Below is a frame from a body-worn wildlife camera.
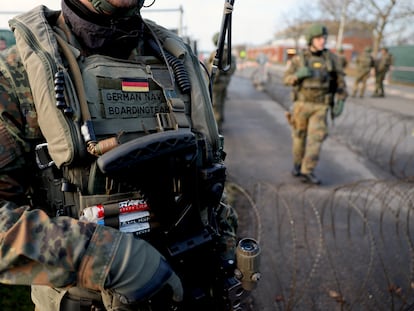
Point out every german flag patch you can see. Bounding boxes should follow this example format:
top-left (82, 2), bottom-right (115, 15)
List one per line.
top-left (121, 78), bottom-right (149, 92)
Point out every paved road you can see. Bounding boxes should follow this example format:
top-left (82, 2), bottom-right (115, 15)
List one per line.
top-left (222, 66), bottom-right (414, 310)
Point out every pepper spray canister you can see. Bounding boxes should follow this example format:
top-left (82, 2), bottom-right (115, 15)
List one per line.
top-left (235, 238), bottom-right (261, 291)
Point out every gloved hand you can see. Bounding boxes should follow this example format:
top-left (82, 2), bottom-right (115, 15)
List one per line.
top-left (332, 99), bottom-right (345, 118)
top-left (78, 226), bottom-right (183, 307)
top-left (295, 66), bottom-right (312, 80)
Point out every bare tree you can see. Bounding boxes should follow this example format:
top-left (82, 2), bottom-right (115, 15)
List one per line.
top-left (274, 2), bottom-right (321, 50)
top-left (319, 0), bottom-right (414, 52)
top-left (276, 0), bottom-right (414, 53)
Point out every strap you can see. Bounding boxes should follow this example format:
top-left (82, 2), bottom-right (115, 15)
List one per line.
top-left (54, 31), bottom-right (126, 156)
top-left (53, 31), bottom-right (92, 124)
top-left (165, 95), bottom-right (190, 129)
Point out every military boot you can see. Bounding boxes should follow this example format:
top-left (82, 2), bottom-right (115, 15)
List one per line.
top-left (291, 164), bottom-right (301, 177)
top-left (301, 172), bottom-right (321, 185)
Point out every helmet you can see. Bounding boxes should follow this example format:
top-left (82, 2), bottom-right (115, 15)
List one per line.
top-left (89, 0), bottom-right (145, 15)
top-left (305, 23), bottom-right (328, 45)
top-left (212, 32), bottom-right (220, 46)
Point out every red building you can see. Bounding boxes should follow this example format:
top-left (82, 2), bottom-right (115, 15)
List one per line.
top-left (245, 21), bottom-right (373, 64)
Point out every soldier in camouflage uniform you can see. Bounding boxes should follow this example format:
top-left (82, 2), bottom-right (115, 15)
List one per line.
top-left (372, 47), bottom-right (393, 97)
top-left (0, 0), bottom-right (242, 310)
top-left (352, 47), bottom-right (374, 98)
top-left (284, 24), bottom-right (347, 185)
top-left (207, 32), bottom-right (237, 131)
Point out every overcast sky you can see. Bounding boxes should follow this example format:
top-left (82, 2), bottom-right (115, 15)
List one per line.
top-left (0, 1), bottom-right (298, 52)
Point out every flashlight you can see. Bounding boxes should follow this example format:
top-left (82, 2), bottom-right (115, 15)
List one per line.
top-left (235, 238), bottom-right (261, 291)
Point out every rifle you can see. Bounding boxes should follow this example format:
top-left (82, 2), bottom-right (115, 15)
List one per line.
top-left (96, 130), bottom-right (248, 310)
top-left (210, 0), bottom-right (235, 85)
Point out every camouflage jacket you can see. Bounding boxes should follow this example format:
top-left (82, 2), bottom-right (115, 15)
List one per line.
top-left (0, 200), bottom-right (126, 291)
top-left (375, 53), bottom-right (393, 73)
top-left (355, 52), bottom-right (374, 76)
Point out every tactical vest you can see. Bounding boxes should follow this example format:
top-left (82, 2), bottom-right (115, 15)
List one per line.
top-left (357, 53), bottom-right (374, 74)
top-left (8, 6), bottom-right (225, 226)
top-left (297, 50), bottom-right (336, 103)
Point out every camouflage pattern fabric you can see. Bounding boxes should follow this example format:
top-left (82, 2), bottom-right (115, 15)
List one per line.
top-left (290, 101), bottom-right (328, 174)
top-left (0, 200), bottom-right (121, 289)
top-left (0, 200), bottom-right (179, 311)
top-left (0, 46), bottom-right (42, 205)
top-left (373, 51), bottom-right (393, 96)
top-left (207, 48), bottom-right (237, 129)
top-left (352, 51), bottom-right (374, 97)
top-left (0, 46), bottom-right (40, 141)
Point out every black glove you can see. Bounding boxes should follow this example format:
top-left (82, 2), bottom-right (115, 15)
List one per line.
top-left (104, 233), bottom-right (183, 305)
top-left (76, 224), bottom-right (182, 309)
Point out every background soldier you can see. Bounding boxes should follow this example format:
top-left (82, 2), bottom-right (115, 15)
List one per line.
top-left (337, 47), bottom-right (348, 70)
top-left (0, 0), bottom-right (242, 310)
top-left (372, 47), bottom-right (393, 97)
top-left (283, 23), bottom-right (347, 185)
top-left (285, 48), bottom-right (297, 68)
top-left (352, 47), bottom-right (375, 98)
top-left (208, 32), bottom-right (237, 131)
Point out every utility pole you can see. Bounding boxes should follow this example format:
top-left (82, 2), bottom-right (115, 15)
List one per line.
top-left (178, 5), bottom-right (183, 37)
top-left (145, 6), bottom-right (185, 37)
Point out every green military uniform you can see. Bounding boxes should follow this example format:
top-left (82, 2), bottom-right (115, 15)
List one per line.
top-left (373, 48), bottom-right (393, 97)
top-left (352, 47), bottom-right (374, 98)
top-left (0, 3), bottom-right (241, 311)
top-left (207, 33), bottom-right (237, 130)
top-left (284, 24), bottom-right (347, 184)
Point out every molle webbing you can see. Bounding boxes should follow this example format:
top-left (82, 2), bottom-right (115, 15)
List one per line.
top-left (79, 54), bottom-right (191, 139)
top-left (298, 50), bottom-right (334, 98)
top-left (144, 19), bottom-right (221, 158)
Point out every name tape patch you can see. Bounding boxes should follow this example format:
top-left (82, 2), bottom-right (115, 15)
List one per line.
top-left (102, 89), bottom-right (169, 119)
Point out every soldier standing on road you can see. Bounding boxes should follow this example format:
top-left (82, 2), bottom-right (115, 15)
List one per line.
top-left (284, 23), bottom-right (347, 185)
top-left (285, 48), bottom-right (296, 68)
top-left (372, 47), bottom-right (393, 97)
top-left (208, 32), bottom-right (237, 131)
top-left (351, 47), bottom-right (374, 98)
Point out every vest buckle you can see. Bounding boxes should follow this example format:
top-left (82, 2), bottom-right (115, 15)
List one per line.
top-left (35, 143), bottom-right (55, 169)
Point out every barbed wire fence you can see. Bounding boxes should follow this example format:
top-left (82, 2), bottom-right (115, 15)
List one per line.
top-left (332, 102), bottom-right (414, 179)
top-left (231, 66), bottom-right (414, 310)
top-left (228, 179), bottom-right (414, 311)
